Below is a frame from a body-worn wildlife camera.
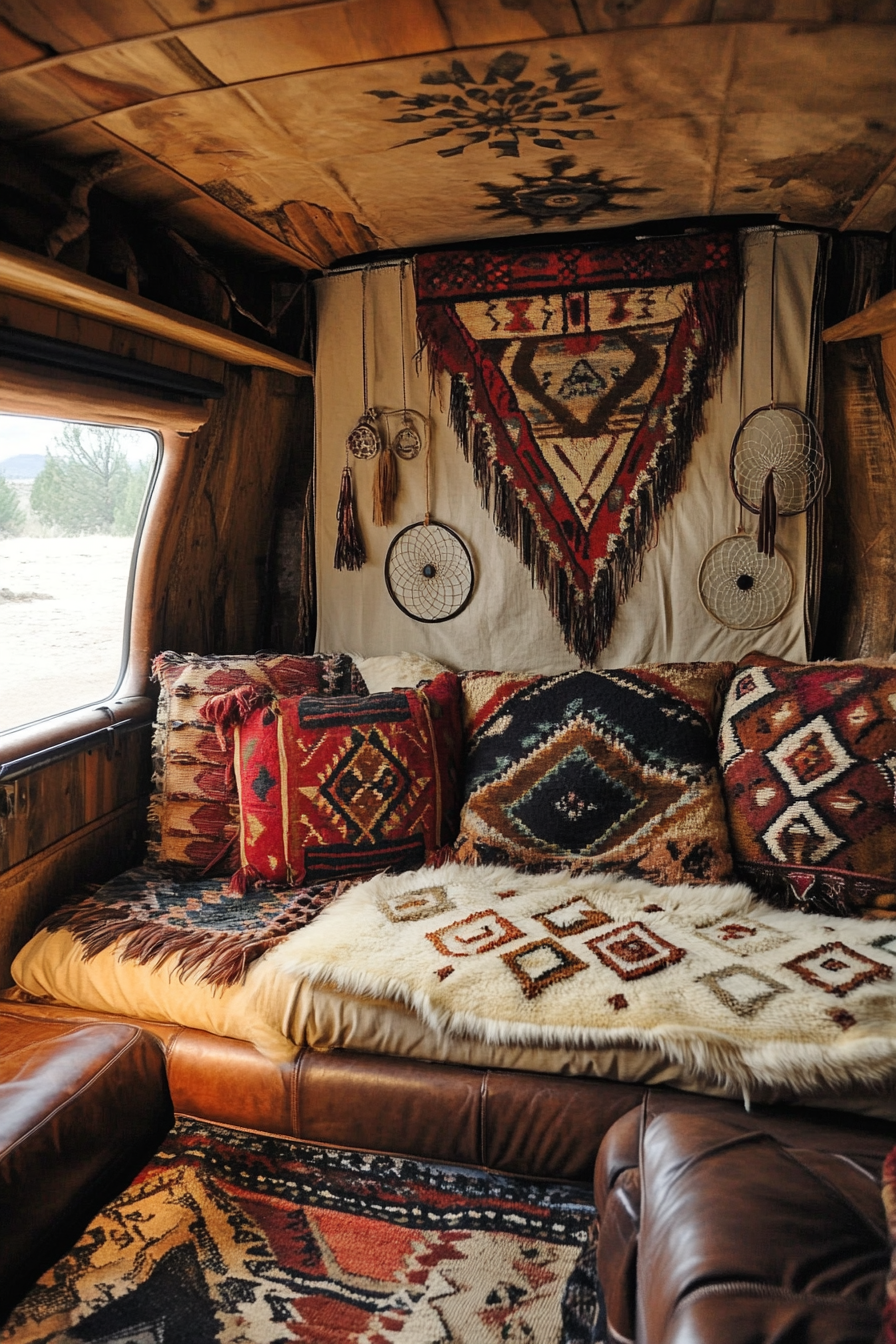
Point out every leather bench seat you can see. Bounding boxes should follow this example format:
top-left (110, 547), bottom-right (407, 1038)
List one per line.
top-left (594, 1090), bottom-right (894, 1344)
top-left (0, 1008), bottom-right (173, 1321)
top-left (1, 997), bottom-right (648, 1180)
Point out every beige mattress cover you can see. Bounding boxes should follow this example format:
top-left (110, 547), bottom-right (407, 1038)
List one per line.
top-left (12, 928), bottom-right (896, 1122)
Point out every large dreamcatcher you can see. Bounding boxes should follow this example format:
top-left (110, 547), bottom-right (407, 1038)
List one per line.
top-left (385, 374), bottom-right (475, 623)
top-left (698, 531), bottom-right (793, 630)
top-left (728, 233), bottom-right (824, 558)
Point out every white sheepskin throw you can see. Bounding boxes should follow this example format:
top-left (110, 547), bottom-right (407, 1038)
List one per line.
top-left (266, 863), bottom-right (896, 1098)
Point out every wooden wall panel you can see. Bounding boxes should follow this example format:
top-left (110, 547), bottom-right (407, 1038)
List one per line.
top-left (815, 337), bottom-right (896, 658)
top-left (155, 363), bottom-right (310, 654)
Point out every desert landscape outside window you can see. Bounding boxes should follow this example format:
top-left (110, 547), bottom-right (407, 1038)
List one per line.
top-left (0, 413), bottom-right (159, 735)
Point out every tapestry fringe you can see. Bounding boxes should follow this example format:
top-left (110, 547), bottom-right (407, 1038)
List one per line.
top-left (38, 879), bottom-right (342, 989)
top-left (418, 247), bottom-right (742, 664)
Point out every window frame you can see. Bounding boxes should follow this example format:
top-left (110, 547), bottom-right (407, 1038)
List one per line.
top-left (0, 358), bottom-right (212, 781)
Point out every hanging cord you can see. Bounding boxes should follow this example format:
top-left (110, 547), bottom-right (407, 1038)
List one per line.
top-left (757, 233), bottom-right (779, 557)
top-left (373, 265), bottom-right (399, 525)
top-left (736, 281), bottom-right (747, 535)
top-left (424, 378), bottom-right (433, 526)
top-left (400, 259), bottom-right (410, 429)
top-left (361, 267), bottom-right (371, 415)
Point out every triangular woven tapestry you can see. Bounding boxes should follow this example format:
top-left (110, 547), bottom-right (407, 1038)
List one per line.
top-left (415, 234), bottom-right (742, 663)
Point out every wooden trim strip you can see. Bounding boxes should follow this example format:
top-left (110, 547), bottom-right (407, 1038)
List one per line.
top-left (823, 290), bottom-right (896, 343)
top-left (0, 241), bottom-right (313, 378)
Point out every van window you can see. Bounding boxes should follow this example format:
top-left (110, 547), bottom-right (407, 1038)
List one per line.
top-left (0, 414), bottom-right (159, 735)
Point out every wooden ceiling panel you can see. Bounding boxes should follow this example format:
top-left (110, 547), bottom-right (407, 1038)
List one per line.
top-left (0, 0), bottom-right (166, 51)
top-left (714, 112), bottom-right (896, 225)
top-left (435, 0), bottom-right (583, 46)
top-left (0, 16), bottom-right (46, 68)
top-left (712, 0), bottom-right (896, 18)
top-left (728, 23), bottom-right (896, 115)
top-left (578, 0), bottom-right (712, 29)
top-left (143, 0), bottom-right (322, 28)
top-left (846, 157), bottom-right (896, 231)
top-left (177, 0), bottom-right (450, 84)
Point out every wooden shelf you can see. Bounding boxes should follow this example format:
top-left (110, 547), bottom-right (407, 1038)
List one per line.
top-left (0, 242), bottom-right (312, 379)
top-left (823, 290), bottom-right (896, 343)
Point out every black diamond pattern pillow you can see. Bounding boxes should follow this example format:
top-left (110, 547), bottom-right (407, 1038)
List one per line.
top-left (456, 664), bottom-right (735, 885)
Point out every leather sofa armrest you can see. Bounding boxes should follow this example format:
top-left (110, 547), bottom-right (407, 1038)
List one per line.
top-left (595, 1104), bottom-right (643, 1344)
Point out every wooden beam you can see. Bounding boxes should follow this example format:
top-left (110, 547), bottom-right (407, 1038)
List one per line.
top-left (823, 290), bottom-right (896, 344)
top-left (0, 240), bottom-right (313, 376)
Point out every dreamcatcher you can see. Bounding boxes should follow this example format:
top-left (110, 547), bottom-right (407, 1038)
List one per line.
top-left (728, 232), bottom-right (824, 557)
top-left (384, 406), bottom-right (474, 623)
top-left (698, 531), bottom-right (794, 630)
top-left (373, 261), bottom-right (425, 527)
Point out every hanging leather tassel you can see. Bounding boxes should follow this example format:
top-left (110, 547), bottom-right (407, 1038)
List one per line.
top-left (372, 444), bottom-right (398, 526)
top-left (757, 467), bottom-right (778, 557)
top-left (334, 465), bottom-right (365, 570)
top-left (297, 473), bottom-right (315, 646)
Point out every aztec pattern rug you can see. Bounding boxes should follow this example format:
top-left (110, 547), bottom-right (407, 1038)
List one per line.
top-left (149, 651), bottom-right (364, 873)
top-left (2, 1120), bottom-right (604, 1344)
top-left (456, 664), bottom-right (734, 886)
top-left (265, 862), bottom-right (896, 1099)
top-left (37, 864), bottom-right (342, 988)
top-left (415, 234), bottom-right (741, 662)
top-left (720, 661), bottom-right (896, 918)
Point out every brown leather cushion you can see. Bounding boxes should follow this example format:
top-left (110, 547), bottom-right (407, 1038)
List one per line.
top-left (595, 1092), bottom-right (892, 1344)
top-left (0, 1009), bottom-right (172, 1320)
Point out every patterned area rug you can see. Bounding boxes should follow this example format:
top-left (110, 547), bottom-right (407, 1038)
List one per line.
top-left (36, 865), bottom-right (343, 988)
top-left (264, 862), bottom-right (896, 1098)
top-left (2, 1120), bottom-right (604, 1344)
top-left (415, 235), bottom-right (741, 661)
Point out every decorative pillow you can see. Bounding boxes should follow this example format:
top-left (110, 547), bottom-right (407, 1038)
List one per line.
top-left (456, 664), bottom-right (735, 885)
top-left (234, 671), bottom-right (463, 885)
top-left (882, 1145), bottom-right (896, 1344)
top-left (149, 651), bottom-right (363, 871)
top-left (719, 660), bottom-right (896, 916)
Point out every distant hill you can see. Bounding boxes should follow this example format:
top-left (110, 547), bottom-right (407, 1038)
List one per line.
top-left (0, 454), bottom-right (46, 479)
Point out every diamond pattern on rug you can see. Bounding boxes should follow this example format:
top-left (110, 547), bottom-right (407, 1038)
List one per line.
top-left (2, 1120), bottom-right (604, 1344)
top-left (378, 886), bottom-right (455, 923)
top-left (695, 918), bottom-right (791, 958)
top-left (719, 660), bottom-right (896, 915)
top-left (783, 942), bottom-right (892, 997)
top-left (501, 938), bottom-right (589, 999)
top-left (535, 897), bottom-right (612, 938)
top-left (698, 965), bottom-right (791, 1018)
top-left (427, 910), bottom-right (524, 958)
top-left (586, 921), bottom-right (686, 981)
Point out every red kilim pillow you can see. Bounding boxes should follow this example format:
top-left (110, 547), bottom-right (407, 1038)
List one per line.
top-left (149, 651), bottom-right (362, 872)
top-left (719, 660), bottom-right (896, 916)
top-left (234, 672), bottom-right (463, 886)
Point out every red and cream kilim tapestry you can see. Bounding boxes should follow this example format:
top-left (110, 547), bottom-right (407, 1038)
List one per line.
top-left (415, 235), bottom-right (741, 662)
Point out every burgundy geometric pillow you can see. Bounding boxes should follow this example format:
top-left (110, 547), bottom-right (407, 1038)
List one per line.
top-left (234, 671), bottom-right (463, 886)
top-left (719, 660), bottom-right (896, 916)
top-left (149, 651), bottom-right (363, 872)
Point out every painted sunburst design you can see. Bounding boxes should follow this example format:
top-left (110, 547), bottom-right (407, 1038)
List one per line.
top-left (477, 155), bottom-right (659, 226)
top-left (367, 50), bottom-right (616, 159)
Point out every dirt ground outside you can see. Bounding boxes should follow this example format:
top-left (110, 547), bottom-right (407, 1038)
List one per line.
top-left (0, 536), bottom-right (136, 734)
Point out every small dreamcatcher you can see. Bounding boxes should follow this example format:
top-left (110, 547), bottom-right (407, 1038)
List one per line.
top-left (698, 530), bottom-right (794, 630)
top-left (729, 232), bottom-right (824, 557)
top-left (384, 413), bottom-right (474, 623)
top-left (335, 268), bottom-right (378, 571)
top-left (346, 268), bottom-right (380, 462)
